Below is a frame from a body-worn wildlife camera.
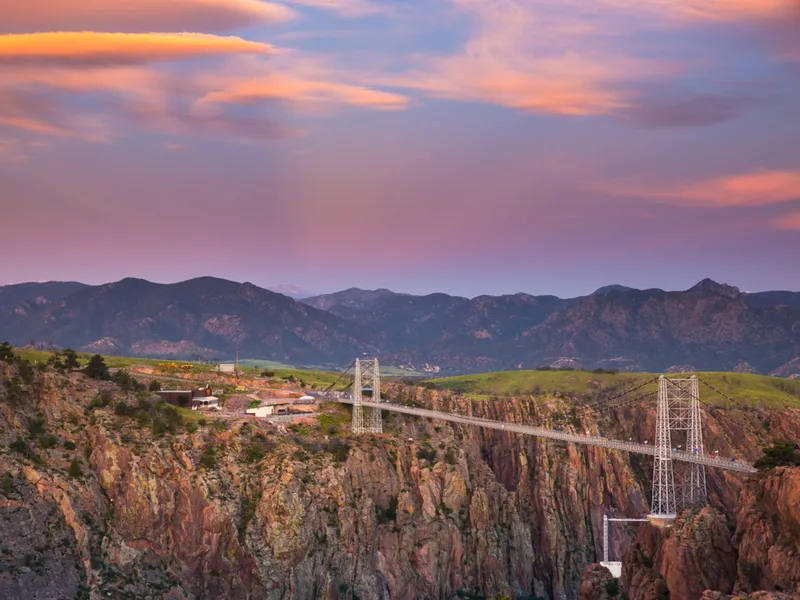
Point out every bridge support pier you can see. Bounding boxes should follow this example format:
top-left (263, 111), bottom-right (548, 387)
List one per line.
top-left (352, 358), bottom-right (382, 434)
top-left (650, 376), bottom-right (707, 524)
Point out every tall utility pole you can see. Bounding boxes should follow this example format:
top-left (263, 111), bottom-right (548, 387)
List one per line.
top-left (352, 358), bottom-right (382, 434)
top-left (651, 375), bottom-right (707, 523)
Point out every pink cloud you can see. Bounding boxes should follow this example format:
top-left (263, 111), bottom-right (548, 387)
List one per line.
top-left (383, 0), bottom-right (678, 117)
top-left (0, 0), bottom-right (295, 33)
top-left (600, 169), bottom-right (800, 207)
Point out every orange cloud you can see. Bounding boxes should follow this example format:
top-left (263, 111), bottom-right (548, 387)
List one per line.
top-left (772, 212), bottom-right (800, 230)
top-left (0, 32), bottom-right (274, 64)
top-left (0, 0), bottom-right (294, 33)
top-left (601, 170), bottom-right (800, 207)
top-left (196, 76), bottom-right (410, 112)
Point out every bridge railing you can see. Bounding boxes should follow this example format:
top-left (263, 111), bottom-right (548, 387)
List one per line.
top-left (336, 399), bottom-right (756, 474)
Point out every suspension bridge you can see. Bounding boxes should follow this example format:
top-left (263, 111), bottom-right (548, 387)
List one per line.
top-left (321, 358), bottom-right (758, 524)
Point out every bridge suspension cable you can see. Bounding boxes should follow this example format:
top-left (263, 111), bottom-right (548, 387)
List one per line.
top-left (324, 360), bottom-right (357, 394)
top-left (586, 377), bottom-right (660, 409)
top-left (697, 377), bottom-right (739, 405)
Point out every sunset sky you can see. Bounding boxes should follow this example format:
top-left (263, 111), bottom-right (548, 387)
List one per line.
top-left (2, 0), bottom-right (799, 298)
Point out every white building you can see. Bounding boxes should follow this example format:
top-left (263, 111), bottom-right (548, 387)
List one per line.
top-left (218, 363), bottom-right (235, 373)
top-left (191, 397), bottom-right (220, 411)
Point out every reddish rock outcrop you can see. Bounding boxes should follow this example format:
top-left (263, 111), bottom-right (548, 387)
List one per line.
top-left (733, 467), bottom-right (800, 596)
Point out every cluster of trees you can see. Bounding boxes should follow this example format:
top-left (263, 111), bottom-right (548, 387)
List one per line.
top-left (754, 439), bottom-right (800, 470)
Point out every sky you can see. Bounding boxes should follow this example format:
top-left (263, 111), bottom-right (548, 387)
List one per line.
top-left (1, 0), bottom-right (799, 298)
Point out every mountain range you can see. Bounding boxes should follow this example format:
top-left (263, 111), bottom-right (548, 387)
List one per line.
top-left (1, 277), bottom-right (799, 377)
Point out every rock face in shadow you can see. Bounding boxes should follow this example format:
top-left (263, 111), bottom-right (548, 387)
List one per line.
top-left (578, 564), bottom-right (617, 600)
top-left (0, 478), bottom-right (82, 600)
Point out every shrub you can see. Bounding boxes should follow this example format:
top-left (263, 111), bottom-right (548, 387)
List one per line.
top-left (445, 448), bottom-right (458, 465)
top-left (114, 370), bottom-right (143, 392)
top-left (260, 369), bottom-right (275, 378)
top-left (186, 422), bottom-right (198, 434)
top-left (326, 440), bottom-right (350, 463)
top-left (17, 360), bottom-right (35, 384)
top-left (152, 418), bottom-right (167, 437)
top-left (114, 401), bottom-right (135, 417)
top-left (41, 435), bottom-right (58, 449)
top-left (89, 389), bottom-right (113, 410)
top-left (245, 444), bottom-right (265, 464)
top-left (28, 419), bottom-right (46, 434)
top-left (416, 447), bottom-right (437, 462)
top-left (8, 438), bottom-right (28, 454)
top-left (64, 441), bottom-right (76, 450)
top-left (0, 341), bottom-right (14, 362)
top-left (376, 496), bottom-right (398, 524)
top-left (148, 380), bottom-right (162, 392)
top-left (604, 578), bottom-right (620, 597)
top-left (201, 447), bottom-right (216, 469)
top-left (0, 472), bottom-right (11, 495)
top-left (160, 405), bottom-right (183, 432)
top-left (68, 459), bottom-right (82, 478)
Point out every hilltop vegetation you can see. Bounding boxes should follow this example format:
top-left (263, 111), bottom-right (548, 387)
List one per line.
top-left (430, 368), bottom-right (800, 408)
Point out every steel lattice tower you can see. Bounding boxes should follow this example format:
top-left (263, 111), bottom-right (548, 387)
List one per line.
top-left (650, 376), bottom-right (706, 522)
top-left (352, 358), bottom-right (382, 434)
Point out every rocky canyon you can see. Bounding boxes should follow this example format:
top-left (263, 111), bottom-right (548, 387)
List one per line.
top-left (1, 361), bottom-right (799, 599)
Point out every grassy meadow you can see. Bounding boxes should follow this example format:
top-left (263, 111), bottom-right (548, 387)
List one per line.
top-left (429, 369), bottom-right (800, 409)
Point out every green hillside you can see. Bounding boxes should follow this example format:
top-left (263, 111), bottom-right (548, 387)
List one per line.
top-left (10, 347), bottom-right (344, 389)
top-left (429, 369), bottom-right (800, 409)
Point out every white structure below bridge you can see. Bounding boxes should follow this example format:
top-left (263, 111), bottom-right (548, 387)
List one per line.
top-left (600, 514), bottom-right (650, 578)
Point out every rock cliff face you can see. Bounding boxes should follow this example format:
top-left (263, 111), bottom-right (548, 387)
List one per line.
top-left (1, 364), bottom-right (799, 600)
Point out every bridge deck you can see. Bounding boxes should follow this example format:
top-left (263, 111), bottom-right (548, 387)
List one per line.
top-left (337, 399), bottom-right (757, 474)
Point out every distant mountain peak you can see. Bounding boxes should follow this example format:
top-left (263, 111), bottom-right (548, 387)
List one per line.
top-left (689, 278), bottom-right (740, 298)
top-left (593, 284), bottom-right (637, 295)
top-left (268, 284), bottom-right (317, 300)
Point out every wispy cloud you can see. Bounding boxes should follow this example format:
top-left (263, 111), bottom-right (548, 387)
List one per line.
top-left (0, 32), bottom-right (274, 65)
top-left (627, 0), bottom-right (799, 22)
top-left (195, 73), bottom-right (411, 112)
top-left (281, 0), bottom-right (389, 17)
top-left (0, 0), bottom-right (295, 33)
top-left (600, 169), bottom-right (800, 207)
top-left (619, 92), bottom-right (759, 128)
top-left (773, 211), bottom-right (800, 230)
